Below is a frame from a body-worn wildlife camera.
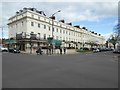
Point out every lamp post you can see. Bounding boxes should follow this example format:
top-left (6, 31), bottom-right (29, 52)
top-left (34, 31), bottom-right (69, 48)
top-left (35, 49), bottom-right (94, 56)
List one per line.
top-left (30, 32), bottom-right (32, 54)
top-left (51, 10), bottom-right (61, 54)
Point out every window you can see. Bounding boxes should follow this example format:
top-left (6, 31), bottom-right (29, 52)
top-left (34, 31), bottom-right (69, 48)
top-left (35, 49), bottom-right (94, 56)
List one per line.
top-left (38, 23), bottom-right (40, 28)
top-left (16, 24), bottom-right (17, 28)
top-left (31, 14), bottom-right (34, 18)
top-left (38, 16), bottom-right (40, 20)
top-left (44, 25), bottom-right (46, 29)
top-left (31, 22), bottom-right (34, 26)
top-left (22, 21), bottom-right (23, 26)
top-left (66, 31), bottom-right (68, 34)
top-left (49, 26), bottom-right (51, 31)
top-left (56, 28), bottom-right (58, 32)
top-left (60, 29), bottom-right (62, 33)
top-left (53, 27), bottom-right (54, 32)
top-left (38, 33), bottom-right (41, 39)
top-left (44, 18), bottom-right (46, 21)
top-left (44, 34), bottom-right (46, 40)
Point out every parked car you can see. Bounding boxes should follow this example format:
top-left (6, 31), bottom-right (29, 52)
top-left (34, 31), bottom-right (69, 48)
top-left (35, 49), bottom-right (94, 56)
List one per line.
top-left (8, 48), bottom-right (20, 53)
top-left (80, 47), bottom-right (89, 50)
top-left (113, 49), bottom-right (120, 54)
top-left (98, 48), bottom-right (112, 52)
top-left (0, 46), bottom-right (8, 52)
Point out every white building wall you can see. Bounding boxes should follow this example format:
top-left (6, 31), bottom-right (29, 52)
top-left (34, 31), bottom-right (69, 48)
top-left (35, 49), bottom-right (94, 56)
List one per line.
top-left (8, 8), bottom-right (105, 48)
top-left (8, 18), bottom-right (27, 38)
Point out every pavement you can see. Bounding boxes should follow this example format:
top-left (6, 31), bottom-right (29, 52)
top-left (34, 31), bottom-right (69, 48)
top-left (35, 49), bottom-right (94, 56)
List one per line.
top-left (20, 49), bottom-right (79, 55)
top-left (2, 51), bottom-right (118, 88)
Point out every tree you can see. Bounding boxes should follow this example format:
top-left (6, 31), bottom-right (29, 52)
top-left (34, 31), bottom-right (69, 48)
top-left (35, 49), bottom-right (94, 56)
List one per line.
top-left (113, 24), bottom-right (120, 48)
top-left (108, 35), bottom-right (117, 49)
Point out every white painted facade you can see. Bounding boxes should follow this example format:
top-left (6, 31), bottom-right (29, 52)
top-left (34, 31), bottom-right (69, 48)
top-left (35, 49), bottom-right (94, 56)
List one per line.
top-left (8, 8), bottom-right (105, 49)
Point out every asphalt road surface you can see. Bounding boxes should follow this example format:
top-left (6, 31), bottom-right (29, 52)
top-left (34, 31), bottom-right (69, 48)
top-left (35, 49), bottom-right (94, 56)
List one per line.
top-left (2, 52), bottom-right (119, 88)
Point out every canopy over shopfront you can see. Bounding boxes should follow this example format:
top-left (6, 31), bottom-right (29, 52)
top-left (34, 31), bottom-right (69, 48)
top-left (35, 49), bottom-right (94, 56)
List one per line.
top-left (4, 39), bottom-right (17, 44)
top-left (47, 37), bottom-right (62, 46)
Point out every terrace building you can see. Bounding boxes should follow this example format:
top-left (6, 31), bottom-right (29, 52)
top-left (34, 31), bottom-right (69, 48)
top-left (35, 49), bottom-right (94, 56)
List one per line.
top-left (8, 7), bottom-right (105, 53)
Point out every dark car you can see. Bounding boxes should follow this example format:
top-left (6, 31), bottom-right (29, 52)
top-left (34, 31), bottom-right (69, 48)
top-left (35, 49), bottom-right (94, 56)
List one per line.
top-left (113, 49), bottom-right (120, 54)
top-left (9, 48), bottom-right (20, 53)
top-left (80, 47), bottom-right (89, 50)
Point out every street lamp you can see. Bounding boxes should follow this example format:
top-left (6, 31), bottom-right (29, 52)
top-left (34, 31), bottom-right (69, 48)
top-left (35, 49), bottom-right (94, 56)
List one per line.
top-left (51, 10), bottom-right (61, 38)
top-left (30, 32), bottom-right (33, 54)
top-left (51, 10), bottom-right (61, 54)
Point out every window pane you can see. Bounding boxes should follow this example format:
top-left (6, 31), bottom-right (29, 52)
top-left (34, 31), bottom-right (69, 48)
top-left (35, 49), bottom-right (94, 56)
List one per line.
top-left (31, 22), bottom-right (34, 26)
top-left (49, 26), bottom-right (51, 31)
top-left (44, 25), bottom-right (46, 29)
top-left (38, 23), bottom-right (40, 28)
top-left (44, 34), bottom-right (46, 40)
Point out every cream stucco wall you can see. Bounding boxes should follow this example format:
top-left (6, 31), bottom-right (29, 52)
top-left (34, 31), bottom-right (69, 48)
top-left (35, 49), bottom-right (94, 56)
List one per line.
top-left (8, 8), bottom-right (105, 47)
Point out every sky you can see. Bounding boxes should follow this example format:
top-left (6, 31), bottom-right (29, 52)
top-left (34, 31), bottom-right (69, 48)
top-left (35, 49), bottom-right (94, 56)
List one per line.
top-left (0, 0), bottom-right (119, 40)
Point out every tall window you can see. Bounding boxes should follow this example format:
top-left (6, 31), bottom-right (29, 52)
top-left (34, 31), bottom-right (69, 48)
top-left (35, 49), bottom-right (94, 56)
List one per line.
top-left (31, 14), bottom-right (34, 18)
top-left (38, 16), bottom-right (40, 20)
top-left (38, 33), bottom-right (41, 39)
top-left (56, 28), bottom-right (58, 32)
top-left (53, 27), bottom-right (54, 32)
top-left (31, 22), bottom-right (34, 26)
top-left (38, 23), bottom-right (40, 28)
top-left (60, 29), bottom-right (62, 33)
top-left (66, 31), bottom-right (68, 34)
top-left (49, 26), bottom-right (51, 31)
top-left (44, 34), bottom-right (46, 40)
top-left (16, 24), bottom-right (17, 28)
top-left (44, 25), bottom-right (46, 29)
top-left (22, 21), bottom-right (23, 26)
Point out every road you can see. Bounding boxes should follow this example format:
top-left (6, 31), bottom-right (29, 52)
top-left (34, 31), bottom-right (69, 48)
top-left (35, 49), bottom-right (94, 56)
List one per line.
top-left (2, 51), bottom-right (119, 88)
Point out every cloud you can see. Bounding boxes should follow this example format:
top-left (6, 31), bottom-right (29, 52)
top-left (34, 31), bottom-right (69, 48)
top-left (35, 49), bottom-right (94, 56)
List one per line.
top-left (2, 2), bottom-right (118, 23)
top-left (1, 0), bottom-right (119, 2)
top-left (36, 2), bottom-right (117, 23)
top-left (103, 32), bottom-right (113, 41)
top-left (114, 20), bottom-right (118, 25)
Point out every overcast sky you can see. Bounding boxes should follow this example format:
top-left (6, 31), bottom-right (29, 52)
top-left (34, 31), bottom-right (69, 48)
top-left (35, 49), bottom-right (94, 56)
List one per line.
top-left (0, 0), bottom-right (119, 40)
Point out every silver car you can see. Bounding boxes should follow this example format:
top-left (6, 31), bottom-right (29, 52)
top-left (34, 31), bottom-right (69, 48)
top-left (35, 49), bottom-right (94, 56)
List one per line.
top-left (0, 46), bottom-right (8, 52)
